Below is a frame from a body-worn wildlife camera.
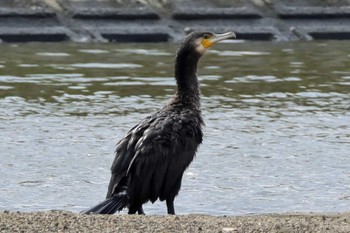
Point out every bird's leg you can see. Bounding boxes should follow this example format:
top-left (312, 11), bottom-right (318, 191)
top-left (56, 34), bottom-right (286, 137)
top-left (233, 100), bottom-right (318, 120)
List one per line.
top-left (128, 207), bottom-right (137, 214)
top-left (166, 198), bottom-right (175, 215)
top-left (137, 206), bottom-right (145, 215)
top-left (128, 209), bottom-right (136, 214)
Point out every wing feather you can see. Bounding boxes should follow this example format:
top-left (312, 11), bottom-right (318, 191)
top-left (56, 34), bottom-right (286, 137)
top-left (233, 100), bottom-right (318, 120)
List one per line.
top-left (107, 108), bottom-right (203, 201)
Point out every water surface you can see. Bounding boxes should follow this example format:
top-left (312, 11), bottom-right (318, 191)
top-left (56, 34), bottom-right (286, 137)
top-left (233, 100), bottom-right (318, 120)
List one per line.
top-left (0, 41), bottom-right (349, 215)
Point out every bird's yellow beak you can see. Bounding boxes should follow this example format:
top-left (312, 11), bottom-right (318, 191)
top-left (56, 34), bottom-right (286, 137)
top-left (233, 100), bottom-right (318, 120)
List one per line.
top-left (201, 32), bottom-right (236, 49)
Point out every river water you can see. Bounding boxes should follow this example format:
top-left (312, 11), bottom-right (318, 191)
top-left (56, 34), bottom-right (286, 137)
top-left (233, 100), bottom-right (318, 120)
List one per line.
top-left (0, 41), bottom-right (349, 215)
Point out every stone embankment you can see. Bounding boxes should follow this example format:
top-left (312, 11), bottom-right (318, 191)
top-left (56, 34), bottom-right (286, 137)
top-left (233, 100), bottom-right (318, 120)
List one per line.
top-left (0, 0), bottom-right (350, 42)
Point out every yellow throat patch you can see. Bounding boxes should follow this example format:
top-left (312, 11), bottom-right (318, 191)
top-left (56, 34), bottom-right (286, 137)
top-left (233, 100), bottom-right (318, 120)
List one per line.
top-left (201, 38), bottom-right (214, 49)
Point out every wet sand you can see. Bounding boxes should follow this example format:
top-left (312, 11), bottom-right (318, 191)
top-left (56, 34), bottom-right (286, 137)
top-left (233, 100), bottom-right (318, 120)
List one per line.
top-left (1, 210), bottom-right (350, 232)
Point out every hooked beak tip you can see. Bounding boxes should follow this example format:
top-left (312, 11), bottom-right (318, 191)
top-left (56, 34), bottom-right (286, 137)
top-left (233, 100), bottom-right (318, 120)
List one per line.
top-left (212, 32), bottom-right (236, 43)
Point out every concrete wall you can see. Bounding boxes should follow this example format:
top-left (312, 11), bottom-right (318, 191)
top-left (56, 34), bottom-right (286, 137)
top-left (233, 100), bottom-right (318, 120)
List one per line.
top-left (0, 0), bottom-right (350, 42)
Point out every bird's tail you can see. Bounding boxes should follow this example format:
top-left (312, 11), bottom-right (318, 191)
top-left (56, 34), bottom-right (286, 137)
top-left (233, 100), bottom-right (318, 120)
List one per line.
top-left (81, 192), bottom-right (128, 214)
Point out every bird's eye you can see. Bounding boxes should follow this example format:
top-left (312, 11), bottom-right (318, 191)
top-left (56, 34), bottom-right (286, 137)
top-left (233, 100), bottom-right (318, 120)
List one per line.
top-left (203, 34), bottom-right (211, 39)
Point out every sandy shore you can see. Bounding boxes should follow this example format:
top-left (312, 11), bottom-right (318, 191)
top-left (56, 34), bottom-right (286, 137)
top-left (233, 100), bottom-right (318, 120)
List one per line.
top-left (1, 211), bottom-right (350, 233)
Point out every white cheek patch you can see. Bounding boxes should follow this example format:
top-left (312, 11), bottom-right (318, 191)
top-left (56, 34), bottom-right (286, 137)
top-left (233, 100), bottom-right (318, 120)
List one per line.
top-left (195, 44), bottom-right (207, 55)
top-left (193, 38), bottom-right (207, 55)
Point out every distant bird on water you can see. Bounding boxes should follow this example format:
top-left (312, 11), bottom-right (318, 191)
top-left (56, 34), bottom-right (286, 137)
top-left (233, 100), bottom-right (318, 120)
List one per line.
top-left (82, 31), bottom-right (236, 215)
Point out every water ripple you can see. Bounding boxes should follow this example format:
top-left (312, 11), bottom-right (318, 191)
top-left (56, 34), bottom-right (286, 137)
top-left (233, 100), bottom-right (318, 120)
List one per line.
top-left (78, 49), bottom-right (110, 54)
top-left (115, 49), bottom-right (171, 56)
top-left (69, 63), bottom-right (142, 69)
top-left (36, 52), bottom-right (71, 57)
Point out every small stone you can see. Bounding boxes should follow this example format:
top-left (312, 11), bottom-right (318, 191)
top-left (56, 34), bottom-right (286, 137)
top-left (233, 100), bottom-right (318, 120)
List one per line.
top-left (223, 227), bottom-right (236, 232)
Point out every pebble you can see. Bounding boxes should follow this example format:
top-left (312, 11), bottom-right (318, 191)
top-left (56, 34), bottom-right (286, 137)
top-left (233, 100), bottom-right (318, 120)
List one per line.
top-left (0, 211), bottom-right (350, 233)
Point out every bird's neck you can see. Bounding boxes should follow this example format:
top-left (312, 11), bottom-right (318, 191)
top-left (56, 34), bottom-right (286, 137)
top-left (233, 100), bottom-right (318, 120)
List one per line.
top-left (173, 49), bottom-right (201, 107)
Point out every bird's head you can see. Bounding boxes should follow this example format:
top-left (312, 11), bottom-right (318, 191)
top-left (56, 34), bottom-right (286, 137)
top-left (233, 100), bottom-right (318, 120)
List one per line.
top-left (183, 31), bottom-right (236, 56)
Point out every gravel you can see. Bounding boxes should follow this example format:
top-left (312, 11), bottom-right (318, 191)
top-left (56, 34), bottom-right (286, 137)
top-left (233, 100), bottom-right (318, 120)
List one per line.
top-left (1, 210), bottom-right (350, 232)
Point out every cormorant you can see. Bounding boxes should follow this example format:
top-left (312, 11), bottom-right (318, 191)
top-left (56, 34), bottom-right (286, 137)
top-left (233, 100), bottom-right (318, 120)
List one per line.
top-left (82, 31), bottom-right (236, 215)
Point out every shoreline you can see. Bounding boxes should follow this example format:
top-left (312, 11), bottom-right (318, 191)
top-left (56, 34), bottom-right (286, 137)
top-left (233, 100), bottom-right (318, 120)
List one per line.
top-left (1, 210), bottom-right (350, 232)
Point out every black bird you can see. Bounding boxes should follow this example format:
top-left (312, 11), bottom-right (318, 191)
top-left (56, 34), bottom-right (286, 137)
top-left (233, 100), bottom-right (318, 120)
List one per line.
top-left (82, 31), bottom-right (235, 215)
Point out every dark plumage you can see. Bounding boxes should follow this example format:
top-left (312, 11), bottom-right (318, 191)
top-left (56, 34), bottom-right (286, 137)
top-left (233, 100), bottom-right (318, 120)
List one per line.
top-left (82, 31), bottom-right (235, 215)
